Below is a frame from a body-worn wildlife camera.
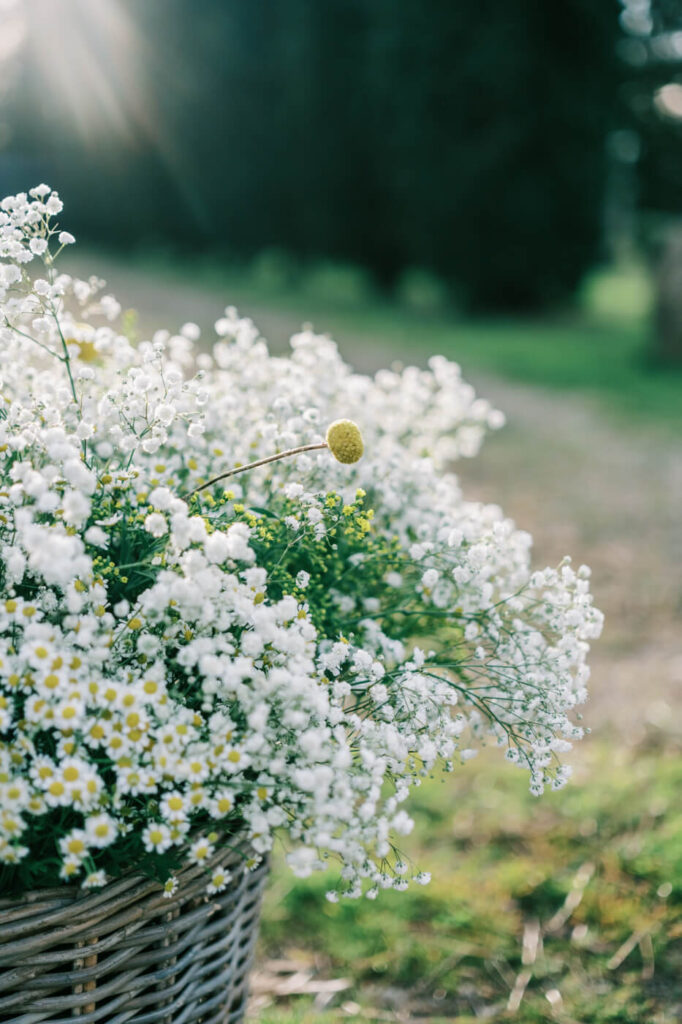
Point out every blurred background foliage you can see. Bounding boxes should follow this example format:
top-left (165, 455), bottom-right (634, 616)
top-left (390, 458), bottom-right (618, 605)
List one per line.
top-left (0, 0), bottom-right (681, 332)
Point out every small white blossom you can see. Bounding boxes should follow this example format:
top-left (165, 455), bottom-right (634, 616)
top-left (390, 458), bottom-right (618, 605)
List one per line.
top-left (144, 512), bottom-right (168, 537)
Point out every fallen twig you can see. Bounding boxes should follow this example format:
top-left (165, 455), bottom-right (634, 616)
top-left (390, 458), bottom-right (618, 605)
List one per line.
top-left (507, 918), bottom-right (540, 1012)
top-left (545, 861), bottom-right (596, 933)
top-left (607, 929), bottom-right (646, 971)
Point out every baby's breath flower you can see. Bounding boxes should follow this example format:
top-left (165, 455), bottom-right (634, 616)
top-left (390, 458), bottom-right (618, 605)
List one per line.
top-left (0, 185), bottom-right (601, 901)
top-left (144, 512), bottom-right (168, 537)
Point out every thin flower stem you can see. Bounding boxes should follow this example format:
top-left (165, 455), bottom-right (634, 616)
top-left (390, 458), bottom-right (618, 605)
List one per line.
top-left (185, 442), bottom-right (328, 498)
top-left (50, 304), bottom-right (79, 407)
top-left (39, 248), bottom-right (87, 458)
top-left (4, 318), bottom-right (60, 360)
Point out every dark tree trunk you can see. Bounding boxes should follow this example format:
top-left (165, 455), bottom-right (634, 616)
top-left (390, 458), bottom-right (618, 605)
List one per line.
top-left (654, 222), bottom-right (682, 365)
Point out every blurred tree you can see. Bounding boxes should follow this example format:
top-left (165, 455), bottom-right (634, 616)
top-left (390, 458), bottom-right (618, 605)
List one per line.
top-left (364, 0), bottom-right (621, 308)
top-left (5, 0), bottom-right (623, 311)
top-left (618, 0), bottom-right (682, 361)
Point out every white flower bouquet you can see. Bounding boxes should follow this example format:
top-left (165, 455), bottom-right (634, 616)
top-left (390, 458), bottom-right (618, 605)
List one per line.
top-left (0, 186), bottom-right (603, 902)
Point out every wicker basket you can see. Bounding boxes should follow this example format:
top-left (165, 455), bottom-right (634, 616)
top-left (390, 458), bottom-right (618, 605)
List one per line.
top-left (0, 845), bottom-right (268, 1024)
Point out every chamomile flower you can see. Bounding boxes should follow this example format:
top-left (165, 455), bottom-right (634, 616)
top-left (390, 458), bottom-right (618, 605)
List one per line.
top-left (163, 875), bottom-right (179, 899)
top-left (188, 837), bottom-right (215, 864)
top-left (58, 829), bottom-right (89, 861)
top-left (85, 813), bottom-right (118, 848)
top-left (82, 870), bottom-right (107, 889)
top-left (142, 823), bottom-right (173, 854)
top-left (206, 865), bottom-right (232, 894)
top-left (160, 791), bottom-right (189, 823)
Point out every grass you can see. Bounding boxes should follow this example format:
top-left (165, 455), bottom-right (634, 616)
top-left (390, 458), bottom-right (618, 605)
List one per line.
top-left (249, 740), bottom-right (682, 1023)
top-left (127, 251), bottom-right (681, 433)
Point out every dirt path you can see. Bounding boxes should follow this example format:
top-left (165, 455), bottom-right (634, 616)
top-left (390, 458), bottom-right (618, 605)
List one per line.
top-left (67, 255), bottom-right (682, 742)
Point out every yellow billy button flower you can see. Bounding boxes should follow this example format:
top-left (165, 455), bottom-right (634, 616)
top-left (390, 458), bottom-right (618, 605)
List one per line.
top-left (185, 417), bottom-right (364, 498)
top-left (325, 419), bottom-right (364, 465)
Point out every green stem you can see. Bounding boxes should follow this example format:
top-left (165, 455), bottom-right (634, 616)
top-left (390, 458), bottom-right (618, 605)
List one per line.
top-left (51, 305), bottom-right (79, 408)
top-left (185, 442), bottom-right (328, 499)
top-left (3, 318), bottom-right (60, 360)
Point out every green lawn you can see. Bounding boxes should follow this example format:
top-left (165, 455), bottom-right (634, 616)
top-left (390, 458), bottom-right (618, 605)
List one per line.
top-left (323, 312), bottom-right (678, 426)
top-left (250, 742), bottom-right (682, 1023)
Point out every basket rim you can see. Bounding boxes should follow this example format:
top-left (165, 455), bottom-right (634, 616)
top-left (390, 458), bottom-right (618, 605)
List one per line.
top-left (0, 840), bottom-right (254, 941)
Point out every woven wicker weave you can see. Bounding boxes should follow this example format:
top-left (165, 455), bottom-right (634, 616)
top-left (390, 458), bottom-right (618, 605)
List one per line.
top-left (0, 845), bottom-right (268, 1024)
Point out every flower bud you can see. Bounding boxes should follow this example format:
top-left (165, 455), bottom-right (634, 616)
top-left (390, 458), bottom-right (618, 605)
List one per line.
top-left (326, 419), bottom-right (364, 464)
